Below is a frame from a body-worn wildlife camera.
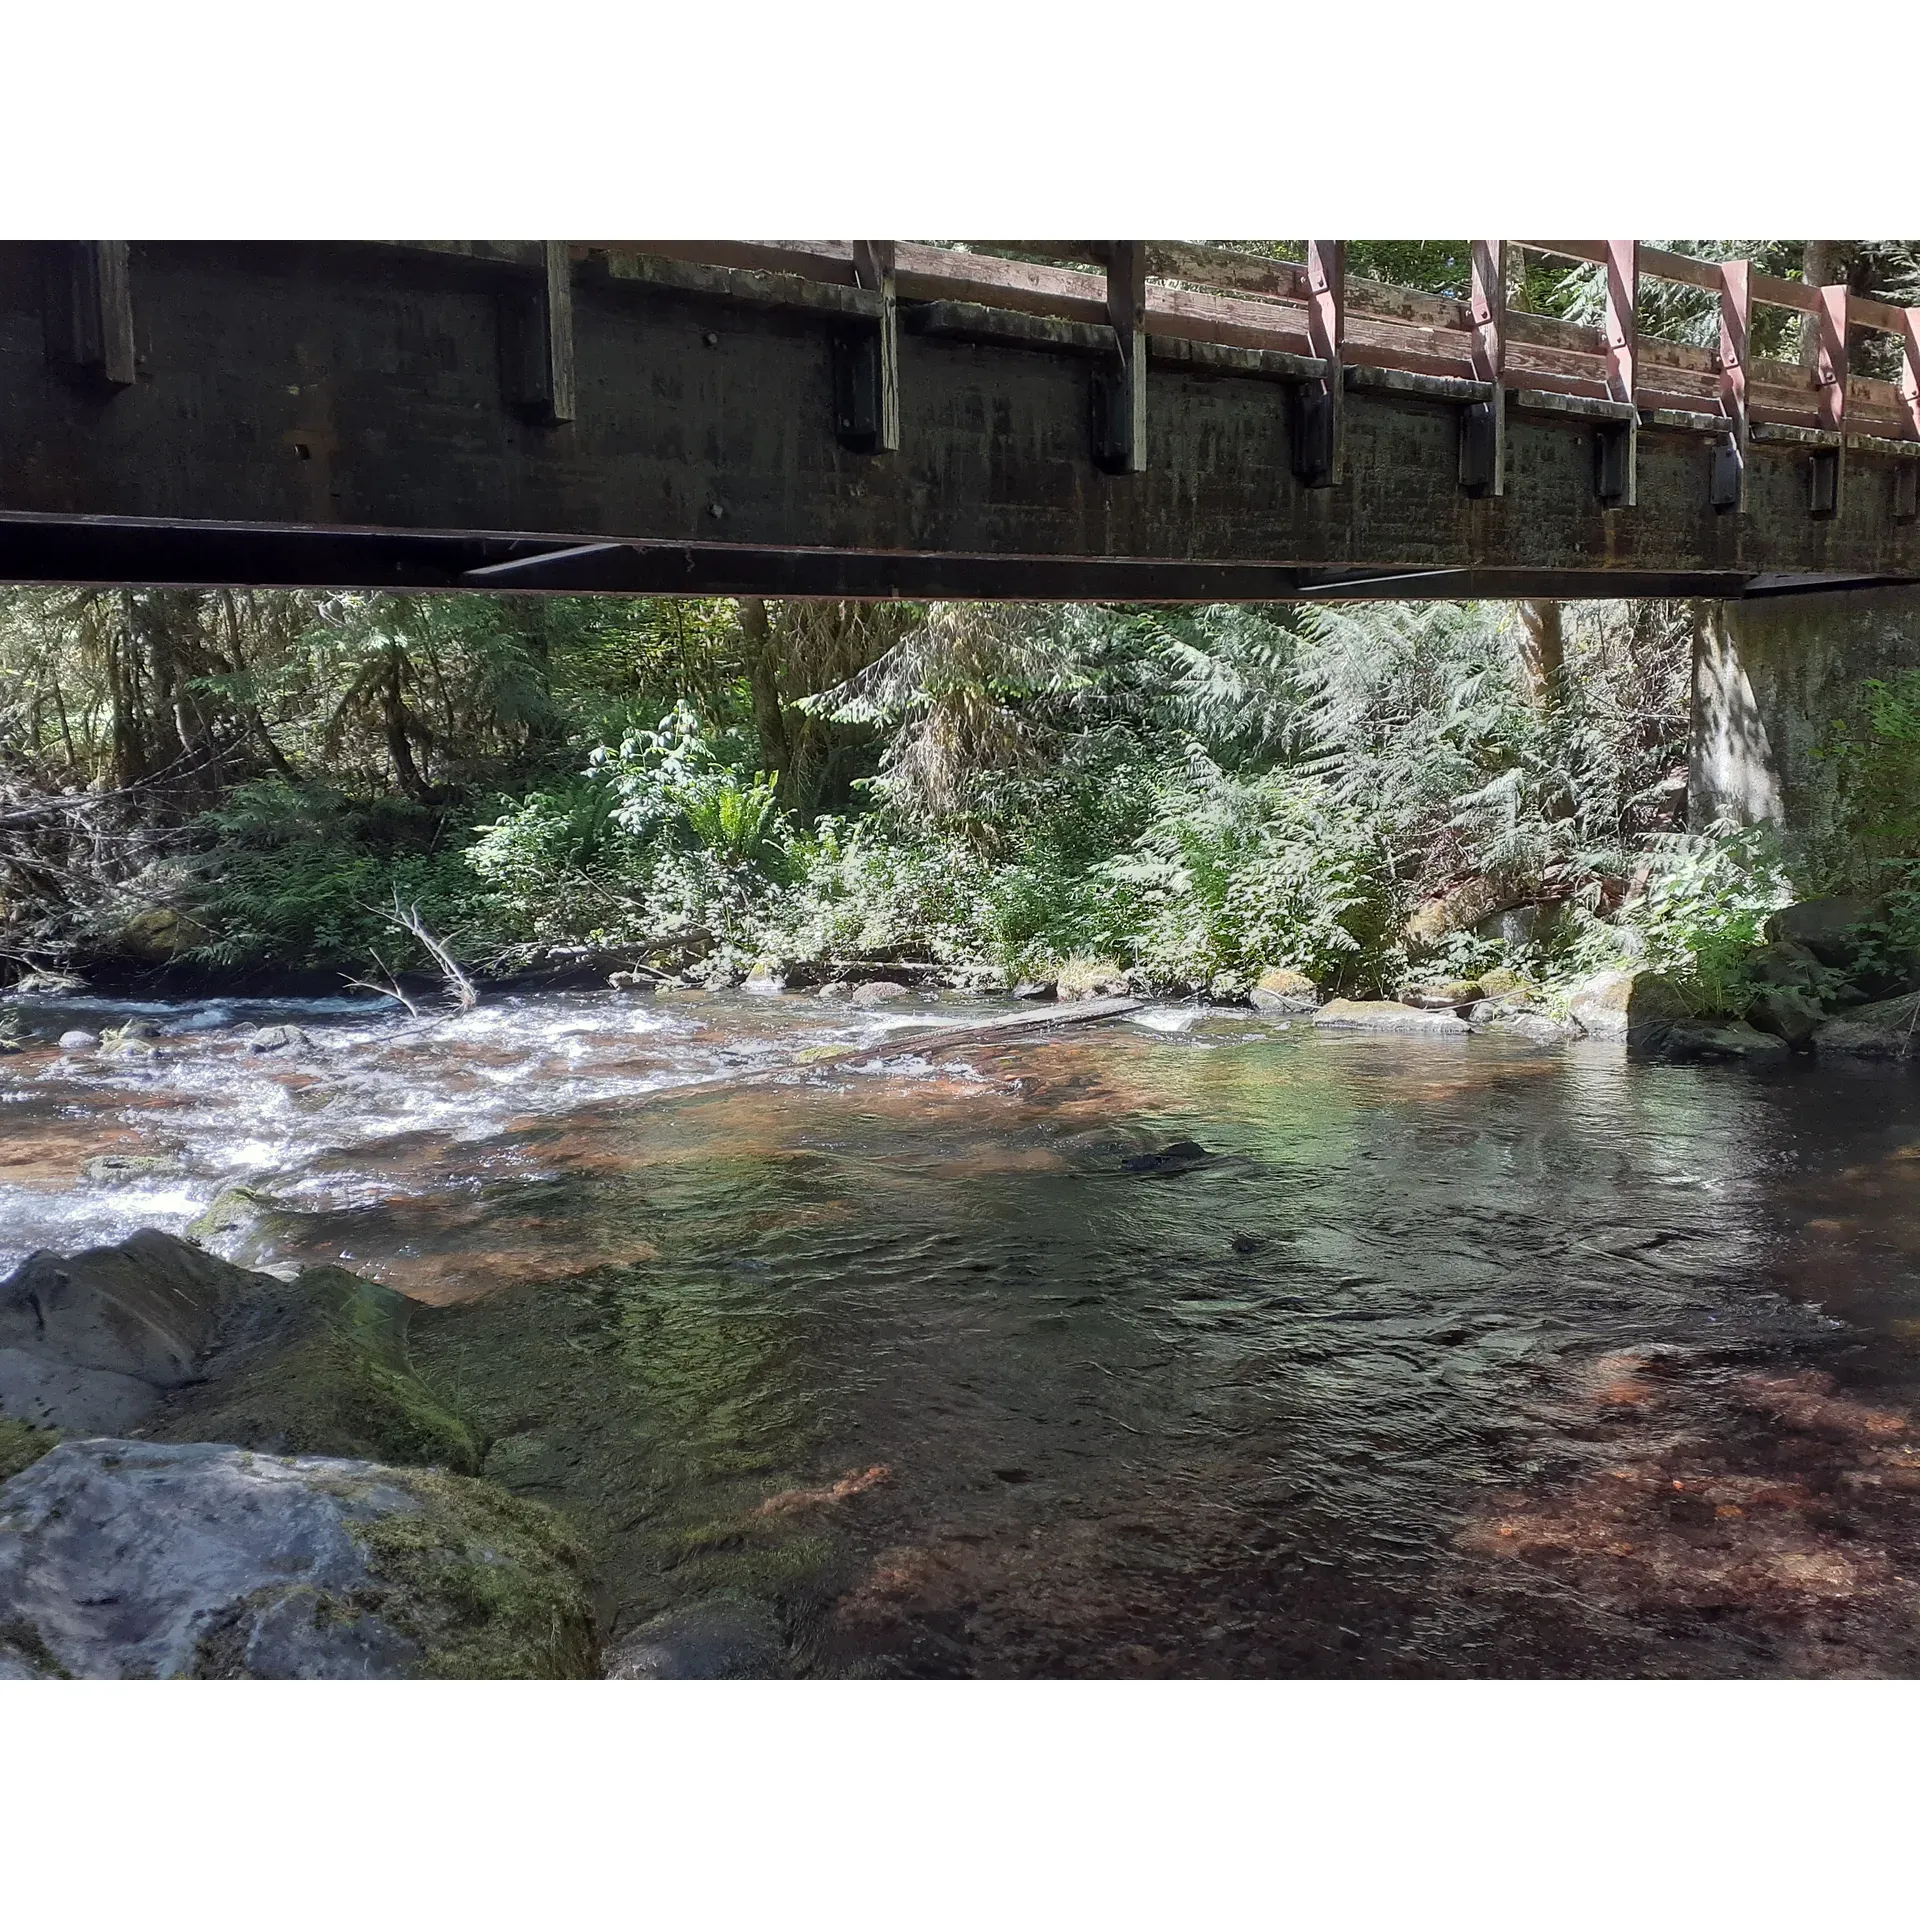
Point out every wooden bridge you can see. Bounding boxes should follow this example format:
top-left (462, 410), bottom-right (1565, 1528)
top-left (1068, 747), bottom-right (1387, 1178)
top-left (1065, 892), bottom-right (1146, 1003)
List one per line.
top-left (3, 239), bottom-right (1917, 601)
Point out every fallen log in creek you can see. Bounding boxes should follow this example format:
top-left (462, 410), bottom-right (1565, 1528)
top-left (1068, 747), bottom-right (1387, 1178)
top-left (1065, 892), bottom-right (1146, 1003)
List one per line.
top-left (816, 994), bottom-right (1145, 1066)
top-left (643, 994), bottom-right (1146, 1111)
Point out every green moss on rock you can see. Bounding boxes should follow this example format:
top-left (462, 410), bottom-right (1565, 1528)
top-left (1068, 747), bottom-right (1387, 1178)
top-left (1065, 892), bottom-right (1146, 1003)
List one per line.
top-left (154, 1268), bottom-right (479, 1474)
top-left (0, 1418), bottom-right (58, 1486)
top-left (346, 1469), bottom-right (598, 1678)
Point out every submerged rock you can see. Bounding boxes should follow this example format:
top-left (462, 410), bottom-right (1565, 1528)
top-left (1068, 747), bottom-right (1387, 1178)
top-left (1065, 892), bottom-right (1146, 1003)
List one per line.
top-left (850, 981), bottom-right (912, 1009)
top-left (1249, 967), bottom-right (1317, 1013)
top-left (186, 1183), bottom-right (281, 1263)
top-left (1312, 999), bottom-right (1471, 1037)
top-left (815, 981), bottom-right (854, 1001)
top-left (604, 1596), bottom-right (786, 1679)
top-left (1812, 991), bottom-right (1920, 1059)
top-left (1120, 1140), bottom-right (1214, 1176)
top-left (0, 1439), bottom-right (596, 1679)
top-left (246, 1024), bottom-right (311, 1055)
top-left (83, 1153), bottom-right (185, 1184)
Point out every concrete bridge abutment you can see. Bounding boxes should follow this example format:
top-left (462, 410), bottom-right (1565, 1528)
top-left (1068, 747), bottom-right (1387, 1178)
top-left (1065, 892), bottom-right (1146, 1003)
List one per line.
top-left (1689, 587), bottom-right (1920, 879)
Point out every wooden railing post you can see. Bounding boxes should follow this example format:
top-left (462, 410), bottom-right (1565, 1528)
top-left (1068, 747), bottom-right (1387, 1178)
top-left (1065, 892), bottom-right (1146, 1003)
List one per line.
top-left (1900, 307), bottom-right (1920, 523)
top-left (1713, 259), bottom-right (1751, 513)
top-left (840, 236), bottom-right (898, 449)
top-left (1903, 305), bottom-right (1920, 441)
top-left (1460, 239), bottom-right (1505, 496)
top-left (1598, 240), bottom-right (1639, 506)
top-left (1294, 240), bottom-right (1344, 487)
top-left (1811, 281), bottom-right (1849, 516)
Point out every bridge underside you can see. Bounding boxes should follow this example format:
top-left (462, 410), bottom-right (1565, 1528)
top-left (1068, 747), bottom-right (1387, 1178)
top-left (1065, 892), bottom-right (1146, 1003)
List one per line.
top-left (3, 241), bottom-right (1917, 600)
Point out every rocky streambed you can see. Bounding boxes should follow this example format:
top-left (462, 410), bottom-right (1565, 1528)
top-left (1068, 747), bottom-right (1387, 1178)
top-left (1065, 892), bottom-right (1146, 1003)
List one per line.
top-left (8, 971), bottom-right (1920, 1679)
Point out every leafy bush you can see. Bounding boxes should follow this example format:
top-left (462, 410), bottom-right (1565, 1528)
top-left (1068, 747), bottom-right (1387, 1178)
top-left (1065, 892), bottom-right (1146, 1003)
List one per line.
top-left (1612, 825), bottom-right (1794, 1017)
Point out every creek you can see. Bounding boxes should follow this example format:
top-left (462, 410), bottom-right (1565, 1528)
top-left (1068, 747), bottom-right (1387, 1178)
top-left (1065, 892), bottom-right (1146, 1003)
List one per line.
top-left (6, 983), bottom-right (1920, 1677)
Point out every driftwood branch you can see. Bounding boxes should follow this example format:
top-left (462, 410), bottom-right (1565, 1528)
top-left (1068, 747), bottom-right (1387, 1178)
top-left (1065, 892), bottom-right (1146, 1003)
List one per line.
top-left (343, 947), bottom-right (424, 1017)
top-left (379, 896), bottom-right (478, 1013)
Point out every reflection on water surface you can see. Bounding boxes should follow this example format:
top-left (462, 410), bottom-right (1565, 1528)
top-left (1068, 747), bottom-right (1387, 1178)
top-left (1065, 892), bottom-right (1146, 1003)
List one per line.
top-left (5, 985), bottom-right (1920, 1676)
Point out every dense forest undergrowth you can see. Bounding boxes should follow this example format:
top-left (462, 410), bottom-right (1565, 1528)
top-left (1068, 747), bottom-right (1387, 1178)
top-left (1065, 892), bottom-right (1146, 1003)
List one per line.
top-left (3, 578), bottom-right (1918, 1027)
top-left (10, 237), bottom-right (1920, 1025)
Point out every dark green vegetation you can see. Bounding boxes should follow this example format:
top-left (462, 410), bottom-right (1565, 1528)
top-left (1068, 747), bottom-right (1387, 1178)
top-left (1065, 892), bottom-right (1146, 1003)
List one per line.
top-left (3, 578), bottom-right (1920, 1014)
top-left (1, 240), bottom-right (1917, 1010)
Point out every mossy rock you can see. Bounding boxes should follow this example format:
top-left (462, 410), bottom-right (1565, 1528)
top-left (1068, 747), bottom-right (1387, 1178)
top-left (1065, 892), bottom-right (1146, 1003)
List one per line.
top-left (344, 1468), bottom-right (598, 1679)
top-left (0, 1439), bottom-right (596, 1679)
top-left (152, 1268), bottom-right (479, 1474)
top-left (0, 1418), bottom-right (58, 1486)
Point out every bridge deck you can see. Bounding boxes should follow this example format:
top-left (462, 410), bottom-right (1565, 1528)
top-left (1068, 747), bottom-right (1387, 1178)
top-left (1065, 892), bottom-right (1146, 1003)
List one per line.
top-left (2, 239), bottom-right (1916, 598)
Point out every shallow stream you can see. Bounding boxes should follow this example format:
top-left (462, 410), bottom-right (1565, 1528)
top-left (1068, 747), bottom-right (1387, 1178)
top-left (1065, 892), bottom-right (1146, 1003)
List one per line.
top-left (7, 984), bottom-right (1920, 1676)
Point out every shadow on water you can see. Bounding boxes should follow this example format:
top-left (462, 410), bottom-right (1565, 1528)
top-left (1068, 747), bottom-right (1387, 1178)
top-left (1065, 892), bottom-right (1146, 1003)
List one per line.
top-left (6, 986), bottom-right (1920, 1674)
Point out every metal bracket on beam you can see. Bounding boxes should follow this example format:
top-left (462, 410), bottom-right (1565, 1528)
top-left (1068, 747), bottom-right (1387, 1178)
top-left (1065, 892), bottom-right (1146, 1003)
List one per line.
top-left (1712, 259), bottom-right (1751, 513)
top-left (1092, 241), bottom-right (1147, 473)
top-left (1597, 241), bottom-right (1639, 508)
top-left (1459, 241), bottom-right (1505, 496)
top-left (1291, 242), bottom-right (1344, 488)
top-left (501, 242), bottom-right (575, 424)
top-left (43, 241), bottom-right (135, 390)
top-left (834, 241), bottom-right (900, 454)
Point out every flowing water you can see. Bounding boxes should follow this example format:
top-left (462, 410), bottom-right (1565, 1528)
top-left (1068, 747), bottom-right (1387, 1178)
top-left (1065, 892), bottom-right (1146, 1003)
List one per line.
top-left (7, 983), bottom-right (1920, 1677)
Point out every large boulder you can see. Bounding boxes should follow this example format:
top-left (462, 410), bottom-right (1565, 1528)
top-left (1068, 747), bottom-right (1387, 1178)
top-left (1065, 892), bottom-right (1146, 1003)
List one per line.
top-left (1565, 968), bottom-right (1691, 1046)
top-left (1764, 897), bottom-right (1884, 969)
top-left (151, 1266), bottom-right (479, 1474)
top-left (1055, 957), bottom-right (1132, 1003)
top-left (0, 1439), bottom-right (595, 1679)
top-left (1311, 999), bottom-right (1471, 1038)
top-left (1248, 967), bottom-right (1318, 1013)
top-left (117, 908), bottom-right (209, 965)
top-left (0, 1231), bottom-right (476, 1473)
top-left (0, 1231), bottom-right (259, 1433)
top-left (1399, 978), bottom-right (1484, 1011)
top-left (1812, 991), bottom-right (1920, 1059)
top-left (1655, 1020), bottom-right (1792, 1064)
top-left (1402, 875), bottom-right (1522, 948)
top-left (849, 981), bottom-right (912, 1009)
top-left (1467, 1000), bottom-right (1578, 1043)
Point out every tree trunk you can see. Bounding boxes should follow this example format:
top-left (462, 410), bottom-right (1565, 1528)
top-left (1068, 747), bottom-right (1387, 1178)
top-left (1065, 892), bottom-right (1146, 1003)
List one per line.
top-left (737, 597), bottom-right (792, 787)
top-left (1517, 600), bottom-right (1565, 709)
top-left (382, 643), bottom-right (431, 801)
top-left (1800, 240), bottom-right (1862, 366)
top-left (108, 591), bottom-right (149, 789)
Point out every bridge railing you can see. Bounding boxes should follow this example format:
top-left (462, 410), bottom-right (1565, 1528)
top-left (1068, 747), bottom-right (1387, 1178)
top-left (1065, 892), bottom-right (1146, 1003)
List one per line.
top-left (572, 238), bottom-right (1920, 521)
